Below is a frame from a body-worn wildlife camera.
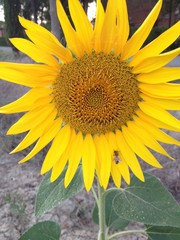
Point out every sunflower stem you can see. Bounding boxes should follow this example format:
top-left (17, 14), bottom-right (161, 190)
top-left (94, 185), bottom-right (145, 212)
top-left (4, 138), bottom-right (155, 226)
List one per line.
top-left (97, 181), bottom-right (107, 240)
top-left (91, 186), bottom-right (99, 205)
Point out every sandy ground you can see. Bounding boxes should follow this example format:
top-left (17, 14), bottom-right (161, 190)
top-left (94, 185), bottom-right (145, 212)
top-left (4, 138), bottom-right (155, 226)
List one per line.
top-left (0, 49), bottom-right (180, 240)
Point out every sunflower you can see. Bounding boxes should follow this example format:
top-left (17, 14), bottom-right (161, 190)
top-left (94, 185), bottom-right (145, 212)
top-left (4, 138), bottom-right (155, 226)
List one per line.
top-left (0, 0), bottom-right (180, 191)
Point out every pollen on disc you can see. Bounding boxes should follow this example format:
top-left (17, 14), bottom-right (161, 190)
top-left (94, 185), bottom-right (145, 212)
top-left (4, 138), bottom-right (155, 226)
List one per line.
top-left (53, 51), bottom-right (140, 134)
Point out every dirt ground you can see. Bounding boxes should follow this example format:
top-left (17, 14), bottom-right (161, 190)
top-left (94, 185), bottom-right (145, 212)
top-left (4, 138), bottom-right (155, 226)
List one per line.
top-left (0, 49), bottom-right (179, 240)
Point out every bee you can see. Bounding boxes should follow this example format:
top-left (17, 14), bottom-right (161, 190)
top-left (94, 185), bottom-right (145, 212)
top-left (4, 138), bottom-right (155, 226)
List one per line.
top-left (113, 150), bottom-right (121, 164)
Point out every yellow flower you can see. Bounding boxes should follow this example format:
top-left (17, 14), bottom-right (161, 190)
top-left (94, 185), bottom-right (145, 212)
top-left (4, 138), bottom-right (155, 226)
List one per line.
top-left (0, 0), bottom-right (180, 191)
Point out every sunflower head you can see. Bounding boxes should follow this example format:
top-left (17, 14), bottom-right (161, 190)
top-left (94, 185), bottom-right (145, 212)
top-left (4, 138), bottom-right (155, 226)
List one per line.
top-left (53, 51), bottom-right (140, 134)
top-left (0, 0), bottom-right (180, 191)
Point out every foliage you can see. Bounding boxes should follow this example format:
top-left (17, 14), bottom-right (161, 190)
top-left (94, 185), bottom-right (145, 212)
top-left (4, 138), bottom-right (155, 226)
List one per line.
top-left (19, 221), bottom-right (61, 240)
top-left (0, 37), bottom-right (7, 46)
top-left (93, 189), bottom-right (129, 230)
top-left (22, 0), bottom-right (50, 24)
top-left (17, 170), bottom-right (180, 240)
top-left (162, 0), bottom-right (180, 15)
top-left (1, 0), bottom-right (50, 39)
top-left (3, 0), bottom-right (24, 39)
top-left (4, 193), bottom-right (26, 219)
top-left (35, 166), bottom-right (84, 217)
top-left (113, 174), bottom-right (180, 228)
top-left (146, 226), bottom-right (180, 240)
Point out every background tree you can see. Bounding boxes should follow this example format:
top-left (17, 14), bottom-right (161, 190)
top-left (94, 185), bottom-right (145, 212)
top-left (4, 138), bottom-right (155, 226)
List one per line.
top-left (48, 0), bottom-right (94, 43)
top-left (2, 0), bottom-right (23, 53)
top-left (81, 0), bottom-right (94, 13)
top-left (1, 0), bottom-right (50, 51)
top-left (49, 0), bottom-right (68, 42)
top-left (49, 0), bottom-right (60, 39)
top-left (3, 0), bottom-right (23, 38)
top-left (162, 0), bottom-right (180, 27)
top-left (23, 0), bottom-right (50, 24)
top-left (101, 0), bottom-right (108, 10)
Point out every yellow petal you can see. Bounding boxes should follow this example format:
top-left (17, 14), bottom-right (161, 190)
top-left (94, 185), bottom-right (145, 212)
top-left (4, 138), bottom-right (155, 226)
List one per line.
top-left (131, 21), bottom-right (180, 66)
top-left (82, 134), bottom-right (96, 191)
top-left (4, 64), bottom-right (58, 82)
top-left (65, 131), bottom-right (83, 187)
top-left (25, 30), bottom-right (72, 63)
top-left (0, 88), bottom-right (52, 114)
top-left (50, 155), bottom-right (67, 183)
top-left (136, 109), bottom-right (180, 132)
top-left (114, 0), bottom-right (129, 55)
top-left (19, 16), bottom-right (72, 62)
top-left (141, 93), bottom-right (180, 110)
top-left (138, 102), bottom-right (180, 131)
top-left (137, 67), bottom-right (180, 84)
top-left (10, 38), bottom-right (59, 67)
top-left (19, 118), bottom-right (63, 163)
top-left (2, 96), bottom-right (52, 119)
top-left (31, 96), bottom-right (53, 109)
top-left (105, 131), bottom-right (118, 152)
top-left (50, 129), bottom-right (76, 182)
top-left (127, 120), bottom-right (173, 159)
top-left (11, 108), bottom-right (57, 153)
top-left (93, 0), bottom-right (105, 51)
top-left (94, 134), bottom-right (112, 189)
top-left (122, 0), bottom-right (162, 60)
top-left (132, 48), bottom-right (180, 73)
top-left (19, 16), bottom-right (59, 44)
top-left (122, 125), bottom-right (162, 168)
top-left (41, 124), bottom-right (71, 174)
top-left (100, 0), bottom-right (117, 53)
top-left (139, 90), bottom-right (179, 100)
top-left (7, 104), bottom-right (55, 134)
top-left (115, 130), bottom-right (144, 182)
top-left (139, 83), bottom-right (180, 98)
top-left (68, 0), bottom-right (93, 53)
top-left (0, 62), bottom-right (57, 87)
top-left (95, 151), bottom-right (102, 186)
top-left (56, 0), bottom-right (83, 57)
top-left (111, 162), bottom-right (121, 188)
top-left (134, 116), bottom-right (180, 147)
top-left (117, 159), bottom-right (130, 185)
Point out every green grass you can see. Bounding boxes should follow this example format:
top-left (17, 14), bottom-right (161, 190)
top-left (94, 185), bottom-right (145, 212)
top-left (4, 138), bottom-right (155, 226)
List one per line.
top-left (4, 193), bottom-right (26, 218)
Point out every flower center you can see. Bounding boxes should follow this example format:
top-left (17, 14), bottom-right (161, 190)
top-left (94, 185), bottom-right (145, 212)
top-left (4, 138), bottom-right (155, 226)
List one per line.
top-left (53, 52), bottom-right (140, 134)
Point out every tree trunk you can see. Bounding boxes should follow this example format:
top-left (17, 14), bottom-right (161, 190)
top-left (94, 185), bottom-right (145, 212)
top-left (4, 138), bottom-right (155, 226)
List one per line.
top-left (81, 0), bottom-right (89, 14)
top-left (31, 0), bottom-right (38, 23)
top-left (3, 0), bottom-right (24, 53)
top-left (101, 0), bottom-right (108, 10)
top-left (169, 0), bottom-right (174, 27)
top-left (49, 0), bottom-right (61, 40)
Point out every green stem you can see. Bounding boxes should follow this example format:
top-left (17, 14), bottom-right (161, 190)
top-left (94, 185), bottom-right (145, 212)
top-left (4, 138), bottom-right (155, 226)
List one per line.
top-left (97, 181), bottom-right (107, 240)
top-left (108, 229), bottom-right (147, 240)
top-left (91, 186), bottom-right (99, 205)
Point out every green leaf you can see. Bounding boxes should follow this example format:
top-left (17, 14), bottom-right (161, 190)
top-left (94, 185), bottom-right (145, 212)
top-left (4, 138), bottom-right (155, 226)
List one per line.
top-left (113, 173), bottom-right (180, 227)
top-left (92, 204), bottom-right (99, 224)
top-left (147, 226), bottom-right (180, 240)
top-left (35, 166), bottom-right (84, 217)
top-left (19, 221), bottom-right (60, 240)
top-left (92, 189), bottom-right (129, 230)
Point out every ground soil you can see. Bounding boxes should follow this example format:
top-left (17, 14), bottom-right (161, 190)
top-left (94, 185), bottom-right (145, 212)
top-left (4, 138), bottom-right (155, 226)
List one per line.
top-left (0, 49), bottom-right (179, 240)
